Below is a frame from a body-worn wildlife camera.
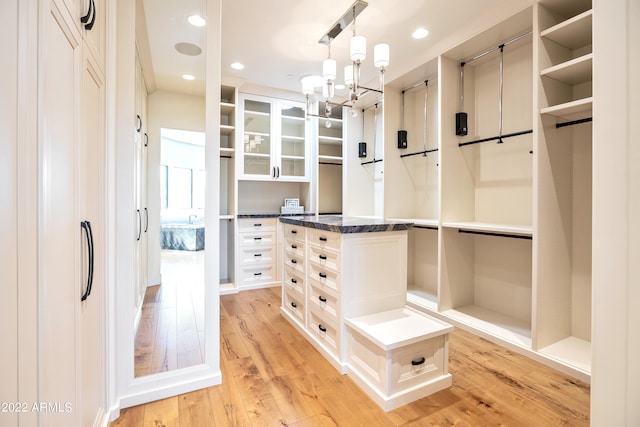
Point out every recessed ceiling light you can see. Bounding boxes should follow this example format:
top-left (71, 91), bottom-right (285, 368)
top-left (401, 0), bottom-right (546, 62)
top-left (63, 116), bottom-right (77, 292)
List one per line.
top-left (230, 62), bottom-right (245, 70)
top-left (188, 15), bottom-right (206, 27)
top-left (182, 74), bottom-right (195, 80)
top-left (412, 27), bottom-right (429, 39)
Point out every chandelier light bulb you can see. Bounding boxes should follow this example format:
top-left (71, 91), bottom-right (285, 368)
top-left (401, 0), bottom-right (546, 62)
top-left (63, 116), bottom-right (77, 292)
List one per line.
top-left (344, 65), bottom-right (354, 86)
top-left (323, 58), bottom-right (337, 81)
top-left (350, 35), bottom-right (367, 62)
top-left (374, 43), bottom-right (390, 68)
top-left (325, 120), bottom-right (332, 128)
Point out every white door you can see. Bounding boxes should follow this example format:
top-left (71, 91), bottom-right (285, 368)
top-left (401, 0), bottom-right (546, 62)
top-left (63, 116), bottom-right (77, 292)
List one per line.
top-left (39, 1), bottom-right (82, 425)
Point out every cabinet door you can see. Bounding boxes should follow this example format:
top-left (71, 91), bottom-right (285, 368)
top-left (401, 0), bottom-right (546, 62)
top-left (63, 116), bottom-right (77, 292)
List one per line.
top-left (79, 47), bottom-right (106, 427)
top-left (81, 0), bottom-right (106, 71)
top-left (39, 2), bottom-right (81, 424)
top-left (278, 103), bottom-right (308, 181)
top-left (240, 97), bottom-right (273, 179)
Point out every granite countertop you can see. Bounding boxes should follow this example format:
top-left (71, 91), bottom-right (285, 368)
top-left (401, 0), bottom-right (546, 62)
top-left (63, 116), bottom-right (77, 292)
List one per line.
top-left (237, 212), bottom-right (315, 219)
top-left (279, 215), bottom-right (414, 234)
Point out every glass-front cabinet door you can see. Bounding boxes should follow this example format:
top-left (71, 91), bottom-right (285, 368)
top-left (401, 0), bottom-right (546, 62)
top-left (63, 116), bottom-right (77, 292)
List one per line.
top-left (241, 98), bottom-right (272, 178)
top-left (238, 94), bottom-right (309, 182)
top-left (279, 104), bottom-right (307, 180)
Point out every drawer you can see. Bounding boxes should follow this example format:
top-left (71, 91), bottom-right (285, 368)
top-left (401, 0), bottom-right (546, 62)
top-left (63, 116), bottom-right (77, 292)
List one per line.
top-left (283, 250), bottom-right (305, 275)
top-left (284, 238), bottom-right (305, 259)
top-left (308, 310), bottom-right (339, 357)
top-left (390, 337), bottom-right (448, 394)
top-left (308, 261), bottom-right (340, 294)
top-left (284, 289), bottom-right (305, 325)
top-left (238, 218), bottom-right (276, 232)
top-left (308, 245), bottom-right (340, 273)
top-left (283, 265), bottom-right (305, 296)
top-left (308, 283), bottom-right (339, 326)
top-left (237, 264), bottom-right (275, 287)
top-left (238, 230), bottom-right (276, 247)
top-left (283, 223), bottom-right (305, 242)
top-left (308, 228), bottom-right (340, 252)
top-left (238, 244), bottom-right (276, 266)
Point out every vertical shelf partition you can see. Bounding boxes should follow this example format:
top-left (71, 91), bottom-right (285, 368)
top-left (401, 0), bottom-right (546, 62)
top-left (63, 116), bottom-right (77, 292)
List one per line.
top-left (220, 85), bottom-right (236, 289)
top-left (535, 0), bottom-right (593, 375)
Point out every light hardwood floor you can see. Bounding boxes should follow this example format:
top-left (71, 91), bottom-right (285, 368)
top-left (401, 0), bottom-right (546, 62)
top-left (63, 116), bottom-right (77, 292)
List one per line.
top-left (116, 287), bottom-right (590, 426)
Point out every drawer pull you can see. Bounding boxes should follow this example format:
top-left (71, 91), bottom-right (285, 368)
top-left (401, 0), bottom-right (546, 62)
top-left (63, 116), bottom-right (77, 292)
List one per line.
top-left (319, 236), bottom-right (328, 242)
top-left (291, 301), bottom-right (297, 308)
top-left (291, 244), bottom-right (297, 249)
top-left (291, 230), bottom-right (297, 234)
top-left (254, 272), bottom-right (262, 276)
top-left (291, 259), bottom-right (297, 264)
top-left (254, 253), bottom-right (262, 257)
top-left (291, 278), bottom-right (297, 284)
top-left (254, 223), bottom-right (262, 227)
top-left (411, 357), bottom-right (426, 366)
top-left (318, 324), bottom-right (327, 332)
top-left (318, 295), bottom-right (327, 303)
top-left (254, 237), bottom-right (262, 241)
top-left (319, 254), bottom-right (327, 260)
top-left (319, 272), bottom-right (327, 279)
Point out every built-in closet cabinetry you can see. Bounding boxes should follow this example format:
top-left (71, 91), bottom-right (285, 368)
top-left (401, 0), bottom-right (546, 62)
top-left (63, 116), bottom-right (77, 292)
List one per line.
top-left (237, 94), bottom-right (310, 182)
top-left (134, 53), bottom-right (149, 312)
top-left (316, 102), bottom-right (344, 214)
top-left (220, 85), bottom-right (236, 289)
top-left (383, 2), bottom-right (593, 382)
top-left (37, 0), bottom-right (108, 424)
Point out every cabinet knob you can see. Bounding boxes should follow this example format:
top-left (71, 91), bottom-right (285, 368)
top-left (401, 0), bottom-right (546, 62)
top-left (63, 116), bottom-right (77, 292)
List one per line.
top-left (254, 272), bottom-right (262, 276)
top-left (319, 272), bottom-right (327, 279)
top-left (319, 254), bottom-right (327, 260)
top-left (318, 324), bottom-right (327, 333)
top-left (319, 236), bottom-right (328, 242)
top-left (291, 301), bottom-right (297, 308)
top-left (291, 230), bottom-right (297, 234)
top-left (291, 259), bottom-right (297, 264)
top-left (291, 244), bottom-right (297, 249)
top-left (319, 296), bottom-right (327, 303)
top-left (254, 237), bottom-right (262, 241)
top-left (254, 253), bottom-right (262, 257)
top-left (291, 278), bottom-right (297, 284)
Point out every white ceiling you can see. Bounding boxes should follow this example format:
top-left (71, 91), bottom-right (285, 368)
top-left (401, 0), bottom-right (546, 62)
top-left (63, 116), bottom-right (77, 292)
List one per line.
top-left (141, 0), bottom-right (535, 98)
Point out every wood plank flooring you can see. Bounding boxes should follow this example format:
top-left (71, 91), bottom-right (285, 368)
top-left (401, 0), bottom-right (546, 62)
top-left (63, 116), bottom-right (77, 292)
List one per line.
top-left (115, 287), bottom-right (590, 426)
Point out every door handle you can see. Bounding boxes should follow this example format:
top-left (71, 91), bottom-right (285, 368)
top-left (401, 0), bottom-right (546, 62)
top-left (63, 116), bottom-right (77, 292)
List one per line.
top-left (136, 115), bottom-right (142, 133)
top-left (80, 221), bottom-right (94, 301)
top-left (136, 209), bottom-right (141, 241)
top-left (144, 207), bottom-right (148, 233)
top-left (81, 0), bottom-right (95, 31)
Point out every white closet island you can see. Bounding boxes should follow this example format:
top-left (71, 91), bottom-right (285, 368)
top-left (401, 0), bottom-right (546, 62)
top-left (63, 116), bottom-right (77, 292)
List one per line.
top-left (279, 215), bottom-right (453, 411)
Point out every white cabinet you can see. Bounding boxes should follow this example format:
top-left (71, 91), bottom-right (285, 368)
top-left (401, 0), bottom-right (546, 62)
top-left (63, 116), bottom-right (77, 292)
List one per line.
top-left (317, 102), bottom-right (344, 214)
top-left (37, 0), bottom-right (107, 425)
top-left (235, 218), bottom-right (280, 290)
top-left (237, 94), bottom-right (310, 181)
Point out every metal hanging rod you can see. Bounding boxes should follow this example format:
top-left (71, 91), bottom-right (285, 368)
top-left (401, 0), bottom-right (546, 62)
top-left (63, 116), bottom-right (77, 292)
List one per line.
top-left (556, 117), bottom-right (592, 128)
top-left (400, 147), bottom-right (439, 158)
top-left (458, 129), bottom-right (533, 147)
top-left (458, 229), bottom-right (532, 240)
top-left (360, 158), bottom-right (383, 165)
top-left (220, 155), bottom-right (232, 159)
top-left (414, 225), bottom-right (438, 230)
top-left (460, 31), bottom-right (532, 66)
top-left (319, 161), bottom-right (343, 166)
top-left (401, 74), bottom-right (438, 93)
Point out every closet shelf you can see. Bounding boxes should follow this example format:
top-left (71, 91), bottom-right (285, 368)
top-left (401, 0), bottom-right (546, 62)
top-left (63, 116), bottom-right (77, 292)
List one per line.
top-left (319, 155), bottom-right (343, 163)
top-left (540, 9), bottom-right (592, 49)
top-left (540, 53), bottom-right (592, 85)
top-left (540, 97), bottom-right (592, 119)
top-left (407, 289), bottom-right (438, 312)
top-left (220, 214), bottom-right (234, 220)
top-left (441, 305), bottom-right (532, 348)
top-left (319, 136), bottom-right (343, 144)
top-left (388, 218), bottom-right (438, 229)
top-left (220, 102), bottom-right (235, 115)
top-left (220, 125), bottom-right (235, 135)
top-left (538, 336), bottom-right (591, 375)
top-left (442, 221), bottom-right (532, 237)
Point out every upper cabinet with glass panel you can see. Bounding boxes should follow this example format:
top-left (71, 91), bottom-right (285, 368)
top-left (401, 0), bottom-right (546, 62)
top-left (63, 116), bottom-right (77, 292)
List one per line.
top-left (237, 94), bottom-right (310, 182)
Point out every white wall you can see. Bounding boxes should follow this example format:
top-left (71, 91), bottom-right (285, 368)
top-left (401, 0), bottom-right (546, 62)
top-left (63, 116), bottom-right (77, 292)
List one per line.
top-left (147, 90), bottom-right (205, 286)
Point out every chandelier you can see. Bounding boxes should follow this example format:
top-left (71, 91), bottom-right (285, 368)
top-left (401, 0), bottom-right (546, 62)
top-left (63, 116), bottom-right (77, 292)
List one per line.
top-left (302, 0), bottom-right (389, 119)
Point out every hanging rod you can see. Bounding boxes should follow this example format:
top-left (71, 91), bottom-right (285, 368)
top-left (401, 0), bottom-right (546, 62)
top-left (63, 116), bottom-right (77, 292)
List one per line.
top-left (319, 161), bottom-right (343, 166)
top-left (360, 158), bottom-right (383, 165)
top-left (458, 129), bottom-right (533, 147)
top-left (555, 117), bottom-right (592, 128)
top-left (460, 31), bottom-right (532, 66)
top-left (220, 155), bottom-right (232, 159)
top-left (414, 225), bottom-right (438, 230)
top-left (400, 147), bottom-right (439, 158)
top-left (401, 74), bottom-right (438, 93)
top-left (458, 229), bottom-right (532, 240)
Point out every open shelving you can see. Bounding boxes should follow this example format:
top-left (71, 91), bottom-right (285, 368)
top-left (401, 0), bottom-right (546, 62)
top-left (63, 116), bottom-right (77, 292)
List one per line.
top-left (220, 85), bottom-right (237, 288)
top-left (317, 102), bottom-right (344, 214)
